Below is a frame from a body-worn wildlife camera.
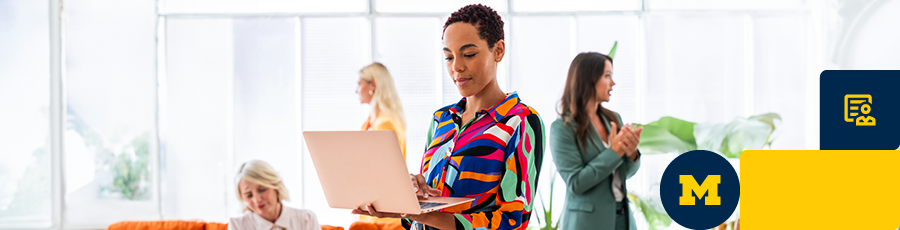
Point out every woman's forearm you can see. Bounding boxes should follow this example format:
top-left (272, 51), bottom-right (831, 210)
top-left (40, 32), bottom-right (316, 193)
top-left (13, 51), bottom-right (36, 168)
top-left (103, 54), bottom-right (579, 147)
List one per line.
top-left (410, 211), bottom-right (457, 230)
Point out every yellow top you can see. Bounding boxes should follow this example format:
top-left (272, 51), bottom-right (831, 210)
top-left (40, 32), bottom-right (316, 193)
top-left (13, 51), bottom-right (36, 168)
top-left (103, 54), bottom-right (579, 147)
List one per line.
top-left (361, 114), bottom-right (406, 160)
top-left (359, 114), bottom-right (407, 223)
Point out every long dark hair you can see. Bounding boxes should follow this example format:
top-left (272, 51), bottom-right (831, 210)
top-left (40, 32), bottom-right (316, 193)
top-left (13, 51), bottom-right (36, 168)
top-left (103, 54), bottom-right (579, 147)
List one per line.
top-left (559, 52), bottom-right (621, 152)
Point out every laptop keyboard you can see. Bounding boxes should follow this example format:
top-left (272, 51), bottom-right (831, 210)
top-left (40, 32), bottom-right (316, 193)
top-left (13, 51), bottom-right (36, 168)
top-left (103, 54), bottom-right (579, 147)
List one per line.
top-left (419, 201), bottom-right (448, 209)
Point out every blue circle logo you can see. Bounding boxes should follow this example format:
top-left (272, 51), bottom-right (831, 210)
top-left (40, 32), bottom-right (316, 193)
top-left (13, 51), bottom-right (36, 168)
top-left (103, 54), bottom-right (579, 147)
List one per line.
top-left (660, 150), bottom-right (740, 229)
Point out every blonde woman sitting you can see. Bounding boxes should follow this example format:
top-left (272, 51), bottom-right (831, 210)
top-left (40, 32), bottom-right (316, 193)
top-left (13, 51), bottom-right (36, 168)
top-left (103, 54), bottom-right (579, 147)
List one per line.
top-left (229, 160), bottom-right (321, 230)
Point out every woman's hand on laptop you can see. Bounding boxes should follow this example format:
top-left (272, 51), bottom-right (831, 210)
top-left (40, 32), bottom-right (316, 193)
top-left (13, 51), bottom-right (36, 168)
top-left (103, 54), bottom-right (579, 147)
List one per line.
top-left (410, 173), bottom-right (441, 198)
top-left (351, 174), bottom-right (442, 222)
top-left (352, 204), bottom-right (411, 219)
top-left (352, 204), bottom-right (456, 229)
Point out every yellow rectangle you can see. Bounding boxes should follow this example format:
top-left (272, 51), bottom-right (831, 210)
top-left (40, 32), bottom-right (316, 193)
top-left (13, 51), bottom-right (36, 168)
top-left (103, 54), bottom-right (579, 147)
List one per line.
top-left (849, 99), bottom-right (868, 104)
top-left (741, 150), bottom-right (900, 229)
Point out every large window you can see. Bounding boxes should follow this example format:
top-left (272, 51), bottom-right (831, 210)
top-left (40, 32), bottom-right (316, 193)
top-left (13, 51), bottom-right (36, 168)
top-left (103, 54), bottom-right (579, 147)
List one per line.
top-left (62, 0), bottom-right (159, 228)
top-left (0, 1), bottom-right (52, 229)
top-left (162, 17), bottom-right (233, 221)
top-left (160, 0), bottom-right (368, 14)
top-left (0, 0), bottom-right (829, 229)
top-left (299, 17), bottom-right (371, 226)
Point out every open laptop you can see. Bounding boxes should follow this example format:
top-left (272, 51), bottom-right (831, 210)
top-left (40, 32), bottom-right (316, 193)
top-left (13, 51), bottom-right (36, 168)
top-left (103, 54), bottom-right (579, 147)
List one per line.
top-left (303, 130), bottom-right (474, 214)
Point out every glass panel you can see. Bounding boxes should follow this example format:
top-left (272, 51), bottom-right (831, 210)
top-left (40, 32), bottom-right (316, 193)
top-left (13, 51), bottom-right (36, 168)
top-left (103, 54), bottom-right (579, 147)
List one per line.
top-left (372, 17), bottom-right (441, 172)
top-left (753, 15), bottom-right (807, 150)
top-left (162, 17), bottom-right (233, 221)
top-left (643, 15), bottom-right (748, 123)
top-left (62, 0), bottom-right (159, 228)
top-left (512, 0), bottom-right (641, 12)
top-left (163, 16), bottom-right (301, 220)
top-left (647, 0), bottom-right (805, 10)
top-left (231, 16), bottom-right (302, 215)
top-left (508, 15), bottom-right (574, 226)
top-left (843, 0), bottom-right (900, 69)
top-left (300, 17), bottom-right (370, 228)
top-left (509, 16), bottom-right (573, 128)
top-left (161, 0), bottom-right (367, 14)
top-left (375, 0), bottom-right (508, 13)
top-left (0, 0), bottom-right (52, 228)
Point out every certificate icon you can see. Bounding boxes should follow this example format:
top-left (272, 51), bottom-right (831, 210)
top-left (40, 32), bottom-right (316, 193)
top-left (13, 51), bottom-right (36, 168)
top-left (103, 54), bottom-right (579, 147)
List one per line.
top-left (844, 94), bottom-right (875, 126)
top-left (822, 70), bottom-right (898, 150)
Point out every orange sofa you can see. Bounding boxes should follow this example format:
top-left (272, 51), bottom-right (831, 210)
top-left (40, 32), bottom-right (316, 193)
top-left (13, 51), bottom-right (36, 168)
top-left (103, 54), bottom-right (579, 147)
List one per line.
top-left (349, 218), bottom-right (403, 230)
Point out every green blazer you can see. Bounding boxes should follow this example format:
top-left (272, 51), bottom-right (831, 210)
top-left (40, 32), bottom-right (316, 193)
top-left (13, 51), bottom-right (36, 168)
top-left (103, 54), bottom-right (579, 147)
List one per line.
top-left (550, 112), bottom-right (640, 230)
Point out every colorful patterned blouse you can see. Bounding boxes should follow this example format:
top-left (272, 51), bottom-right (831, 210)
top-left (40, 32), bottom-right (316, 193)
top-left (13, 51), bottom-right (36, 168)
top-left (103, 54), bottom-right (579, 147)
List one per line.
top-left (403, 92), bottom-right (545, 230)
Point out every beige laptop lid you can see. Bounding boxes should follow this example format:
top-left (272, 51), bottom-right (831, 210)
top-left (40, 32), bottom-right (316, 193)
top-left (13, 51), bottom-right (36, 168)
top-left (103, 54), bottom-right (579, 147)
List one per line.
top-left (303, 130), bottom-right (471, 214)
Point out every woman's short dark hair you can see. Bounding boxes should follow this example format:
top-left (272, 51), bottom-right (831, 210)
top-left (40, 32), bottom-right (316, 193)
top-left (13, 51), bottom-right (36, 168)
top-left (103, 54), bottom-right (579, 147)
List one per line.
top-left (443, 4), bottom-right (504, 50)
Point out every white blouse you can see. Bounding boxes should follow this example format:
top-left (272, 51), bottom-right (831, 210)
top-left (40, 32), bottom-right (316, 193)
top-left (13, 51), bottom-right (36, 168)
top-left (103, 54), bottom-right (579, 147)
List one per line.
top-left (601, 139), bottom-right (625, 202)
top-left (229, 204), bottom-right (321, 230)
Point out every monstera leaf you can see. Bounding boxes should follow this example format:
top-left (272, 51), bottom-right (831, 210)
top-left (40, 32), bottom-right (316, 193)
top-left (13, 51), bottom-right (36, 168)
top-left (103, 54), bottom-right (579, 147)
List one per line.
top-left (695, 118), bottom-right (772, 158)
top-left (748, 113), bottom-right (782, 146)
top-left (638, 113), bottom-right (779, 158)
top-left (748, 113), bottom-right (781, 129)
top-left (629, 192), bottom-right (672, 230)
top-left (637, 117), bottom-right (697, 154)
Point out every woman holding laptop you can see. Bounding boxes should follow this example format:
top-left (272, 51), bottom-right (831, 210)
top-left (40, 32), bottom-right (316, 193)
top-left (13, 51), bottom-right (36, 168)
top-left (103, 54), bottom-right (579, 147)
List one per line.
top-left (353, 4), bottom-right (545, 230)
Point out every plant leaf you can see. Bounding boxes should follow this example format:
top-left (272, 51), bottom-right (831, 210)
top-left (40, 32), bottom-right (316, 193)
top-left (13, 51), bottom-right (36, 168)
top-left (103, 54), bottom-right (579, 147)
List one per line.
top-left (536, 171), bottom-right (560, 229)
top-left (647, 116), bottom-right (696, 144)
top-left (638, 125), bottom-right (695, 154)
top-left (695, 122), bottom-right (728, 155)
top-left (723, 118), bottom-right (771, 158)
top-left (630, 193), bottom-right (672, 230)
top-left (638, 116), bottom-right (697, 154)
top-left (696, 118), bottom-right (772, 158)
top-left (608, 41), bottom-right (618, 59)
top-left (748, 113), bottom-right (781, 146)
top-left (748, 113), bottom-right (781, 131)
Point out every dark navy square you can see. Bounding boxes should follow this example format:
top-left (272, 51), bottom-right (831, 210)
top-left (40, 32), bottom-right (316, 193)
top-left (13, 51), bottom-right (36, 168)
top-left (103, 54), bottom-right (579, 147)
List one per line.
top-left (820, 70), bottom-right (900, 150)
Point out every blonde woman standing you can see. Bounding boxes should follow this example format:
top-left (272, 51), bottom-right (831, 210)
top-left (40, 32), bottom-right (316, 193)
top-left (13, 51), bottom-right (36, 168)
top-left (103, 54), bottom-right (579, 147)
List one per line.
top-left (356, 62), bottom-right (407, 159)
top-left (229, 160), bottom-right (321, 230)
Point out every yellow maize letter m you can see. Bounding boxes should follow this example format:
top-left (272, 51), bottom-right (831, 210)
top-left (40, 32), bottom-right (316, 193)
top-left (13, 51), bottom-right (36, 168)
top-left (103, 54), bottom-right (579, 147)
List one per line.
top-left (679, 175), bottom-right (721, 205)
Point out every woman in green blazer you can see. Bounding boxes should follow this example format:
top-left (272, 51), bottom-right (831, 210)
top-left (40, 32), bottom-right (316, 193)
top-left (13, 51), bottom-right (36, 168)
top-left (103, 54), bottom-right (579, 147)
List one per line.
top-left (551, 52), bottom-right (643, 230)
